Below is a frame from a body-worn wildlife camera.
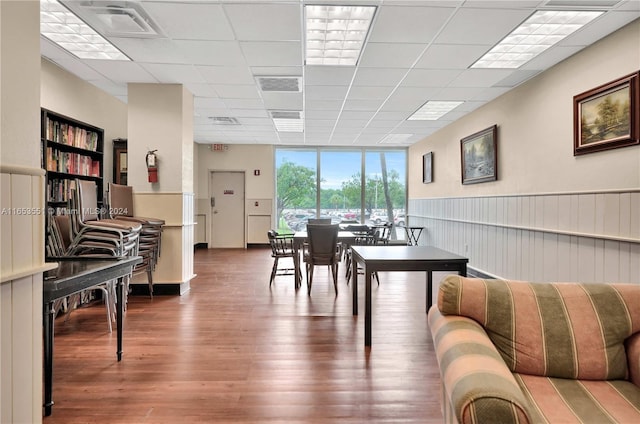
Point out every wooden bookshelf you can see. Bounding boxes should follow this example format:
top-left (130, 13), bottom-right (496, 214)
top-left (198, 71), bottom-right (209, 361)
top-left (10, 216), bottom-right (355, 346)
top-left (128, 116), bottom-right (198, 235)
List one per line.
top-left (41, 108), bottom-right (104, 207)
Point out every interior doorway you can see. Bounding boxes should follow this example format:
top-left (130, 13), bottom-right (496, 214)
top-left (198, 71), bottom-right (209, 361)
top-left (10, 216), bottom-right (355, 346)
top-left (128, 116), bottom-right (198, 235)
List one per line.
top-left (209, 171), bottom-right (245, 248)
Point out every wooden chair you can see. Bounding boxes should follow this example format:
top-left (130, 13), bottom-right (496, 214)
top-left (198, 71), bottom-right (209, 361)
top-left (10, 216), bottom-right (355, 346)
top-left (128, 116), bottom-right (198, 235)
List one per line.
top-left (267, 230), bottom-right (300, 288)
top-left (303, 224), bottom-right (341, 295)
top-left (343, 224), bottom-right (379, 285)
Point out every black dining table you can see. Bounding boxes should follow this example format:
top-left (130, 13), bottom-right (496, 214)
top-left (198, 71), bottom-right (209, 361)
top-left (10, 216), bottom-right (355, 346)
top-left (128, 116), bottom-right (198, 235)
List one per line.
top-left (349, 245), bottom-right (468, 347)
top-left (42, 256), bottom-right (141, 416)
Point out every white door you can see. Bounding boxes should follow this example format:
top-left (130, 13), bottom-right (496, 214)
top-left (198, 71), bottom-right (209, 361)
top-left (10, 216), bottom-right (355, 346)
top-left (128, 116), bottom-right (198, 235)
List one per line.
top-left (209, 171), bottom-right (245, 248)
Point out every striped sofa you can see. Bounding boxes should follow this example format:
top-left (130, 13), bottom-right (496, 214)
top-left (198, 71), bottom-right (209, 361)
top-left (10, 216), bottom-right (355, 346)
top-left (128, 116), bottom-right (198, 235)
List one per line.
top-left (428, 275), bottom-right (640, 423)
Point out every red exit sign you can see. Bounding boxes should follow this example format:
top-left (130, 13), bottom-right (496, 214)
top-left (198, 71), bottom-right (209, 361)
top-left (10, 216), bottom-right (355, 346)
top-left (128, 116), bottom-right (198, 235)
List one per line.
top-left (212, 144), bottom-right (228, 151)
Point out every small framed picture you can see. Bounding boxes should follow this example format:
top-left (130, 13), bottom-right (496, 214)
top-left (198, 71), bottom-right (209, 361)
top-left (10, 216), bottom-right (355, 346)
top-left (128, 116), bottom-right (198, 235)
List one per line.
top-left (574, 72), bottom-right (639, 156)
top-left (461, 125), bottom-right (498, 185)
top-left (422, 152), bottom-right (433, 184)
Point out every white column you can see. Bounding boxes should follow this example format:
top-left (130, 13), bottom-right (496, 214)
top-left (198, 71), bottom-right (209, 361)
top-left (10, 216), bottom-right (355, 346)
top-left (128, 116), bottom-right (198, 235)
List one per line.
top-left (127, 84), bottom-right (195, 292)
top-left (0, 2), bottom-right (52, 423)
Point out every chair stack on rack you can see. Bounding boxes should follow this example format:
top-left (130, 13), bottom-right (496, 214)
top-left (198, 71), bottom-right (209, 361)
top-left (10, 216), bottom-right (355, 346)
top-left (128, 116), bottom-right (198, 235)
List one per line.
top-left (267, 230), bottom-right (300, 288)
top-left (303, 224), bottom-right (341, 295)
top-left (107, 183), bottom-right (165, 298)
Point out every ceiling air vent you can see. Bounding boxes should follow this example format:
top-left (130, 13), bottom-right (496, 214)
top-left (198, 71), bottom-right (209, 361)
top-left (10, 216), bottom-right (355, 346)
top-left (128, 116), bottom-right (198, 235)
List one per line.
top-left (256, 76), bottom-right (302, 92)
top-left (269, 111), bottom-right (303, 132)
top-left (209, 117), bottom-right (240, 125)
top-left (62, 1), bottom-right (163, 38)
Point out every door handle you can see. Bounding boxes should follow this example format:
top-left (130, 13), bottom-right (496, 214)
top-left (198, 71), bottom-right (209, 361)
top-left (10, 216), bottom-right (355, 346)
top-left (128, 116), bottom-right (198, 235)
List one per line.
top-left (213, 210), bottom-right (218, 214)
top-left (210, 197), bottom-right (215, 207)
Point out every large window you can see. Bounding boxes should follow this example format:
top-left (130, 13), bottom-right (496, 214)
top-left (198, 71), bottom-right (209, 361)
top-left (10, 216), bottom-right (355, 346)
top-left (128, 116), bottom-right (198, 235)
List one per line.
top-left (275, 148), bottom-right (406, 235)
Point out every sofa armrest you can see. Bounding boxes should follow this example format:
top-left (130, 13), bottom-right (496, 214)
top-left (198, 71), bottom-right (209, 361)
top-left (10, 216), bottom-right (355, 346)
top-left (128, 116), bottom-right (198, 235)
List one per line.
top-left (428, 307), bottom-right (533, 424)
top-left (626, 332), bottom-right (640, 387)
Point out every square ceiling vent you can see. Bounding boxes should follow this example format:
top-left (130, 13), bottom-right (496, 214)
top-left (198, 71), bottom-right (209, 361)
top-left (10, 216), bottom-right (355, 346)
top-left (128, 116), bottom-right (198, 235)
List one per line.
top-left (256, 76), bottom-right (302, 92)
top-left (269, 111), bottom-right (303, 132)
top-left (62, 1), bottom-right (163, 38)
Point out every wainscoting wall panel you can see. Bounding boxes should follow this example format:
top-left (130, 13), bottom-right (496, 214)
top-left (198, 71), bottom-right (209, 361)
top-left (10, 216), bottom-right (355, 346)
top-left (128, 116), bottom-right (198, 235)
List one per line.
top-left (408, 190), bottom-right (639, 284)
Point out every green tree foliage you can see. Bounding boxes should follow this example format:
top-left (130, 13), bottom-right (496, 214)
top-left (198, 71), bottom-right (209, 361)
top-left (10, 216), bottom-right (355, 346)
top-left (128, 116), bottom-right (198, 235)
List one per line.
top-left (276, 160), bottom-right (316, 223)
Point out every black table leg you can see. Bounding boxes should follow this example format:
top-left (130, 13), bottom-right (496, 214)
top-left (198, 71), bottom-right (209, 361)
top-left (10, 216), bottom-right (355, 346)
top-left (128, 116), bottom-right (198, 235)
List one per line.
top-left (352, 256), bottom-right (359, 315)
top-left (117, 277), bottom-right (124, 361)
top-left (426, 271), bottom-right (433, 313)
top-left (43, 301), bottom-right (54, 416)
top-left (365, 266), bottom-right (372, 347)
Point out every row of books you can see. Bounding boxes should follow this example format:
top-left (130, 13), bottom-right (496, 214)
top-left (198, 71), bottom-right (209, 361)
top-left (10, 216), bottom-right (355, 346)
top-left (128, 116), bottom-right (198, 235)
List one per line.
top-left (46, 147), bottom-right (101, 177)
top-left (44, 117), bottom-right (100, 152)
top-left (47, 179), bottom-right (76, 203)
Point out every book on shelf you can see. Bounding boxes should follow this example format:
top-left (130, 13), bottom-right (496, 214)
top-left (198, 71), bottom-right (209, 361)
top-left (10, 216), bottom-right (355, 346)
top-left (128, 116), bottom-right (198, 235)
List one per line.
top-left (44, 116), bottom-right (99, 152)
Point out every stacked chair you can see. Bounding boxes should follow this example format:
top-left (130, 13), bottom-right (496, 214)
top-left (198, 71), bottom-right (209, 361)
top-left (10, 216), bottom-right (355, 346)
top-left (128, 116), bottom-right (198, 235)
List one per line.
top-left (45, 179), bottom-right (144, 331)
top-left (107, 183), bottom-right (165, 298)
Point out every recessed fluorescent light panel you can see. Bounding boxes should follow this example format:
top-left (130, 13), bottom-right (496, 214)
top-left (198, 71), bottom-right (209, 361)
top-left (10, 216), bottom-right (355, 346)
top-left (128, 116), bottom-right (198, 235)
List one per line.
top-left (408, 101), bottom-right (464, 121)
top-left (40, 0), bottom-right (130, 60)
top-left (305, 5), bottom-right (376, 66)
top-left (472, 10), bottom-right (603, 69)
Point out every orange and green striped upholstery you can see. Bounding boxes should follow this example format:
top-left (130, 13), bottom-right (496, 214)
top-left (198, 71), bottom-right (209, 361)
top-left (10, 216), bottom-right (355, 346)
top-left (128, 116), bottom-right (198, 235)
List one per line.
top-left (429, 307), bottom-right (533, 423)
top-left (515, 373), bottom-right (640, 423)
top-left (437, 276), bottom-right (640, 380)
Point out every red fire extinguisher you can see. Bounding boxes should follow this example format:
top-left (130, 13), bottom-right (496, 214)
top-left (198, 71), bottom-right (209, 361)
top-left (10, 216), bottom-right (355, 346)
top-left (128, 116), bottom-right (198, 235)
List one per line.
top-left (146, 149), bottom-right (158, 183)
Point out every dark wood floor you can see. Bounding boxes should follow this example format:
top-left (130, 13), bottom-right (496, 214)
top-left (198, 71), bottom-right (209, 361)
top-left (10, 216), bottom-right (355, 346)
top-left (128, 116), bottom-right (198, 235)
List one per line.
top-left (44, 247), bottom-right (444, 423)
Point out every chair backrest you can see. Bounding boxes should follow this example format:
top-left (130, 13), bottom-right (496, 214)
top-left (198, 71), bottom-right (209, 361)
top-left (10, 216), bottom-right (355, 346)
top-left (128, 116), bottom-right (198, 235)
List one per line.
top-left (76, 179), bottom-right (99, 222)
top-left (345, 224), bottom-right (375, 245)
top-left (306, 224), bottom-right (339, 264)
top-left (108, 183), bottom-right (134, 217)
top-left (54, 214), bottom-right (72, 250)
top-left (268, 230), bottom-right (294, 257)
top-left (308, 218), bottom-right (331, 225)
top-left (374, 222), bottom-right (393, 244)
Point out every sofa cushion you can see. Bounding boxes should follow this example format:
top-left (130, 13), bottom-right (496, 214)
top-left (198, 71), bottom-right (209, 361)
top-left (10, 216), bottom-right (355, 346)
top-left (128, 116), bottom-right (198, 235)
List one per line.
top-left (438, 276), bottom-right (640, 380)
top-left (514, 373), bottom-right (640, 423)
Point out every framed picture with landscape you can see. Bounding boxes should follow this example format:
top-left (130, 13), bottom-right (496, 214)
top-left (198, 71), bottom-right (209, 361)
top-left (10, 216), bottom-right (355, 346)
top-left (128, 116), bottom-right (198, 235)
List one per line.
top-left (574, 72), bottom-right (639, 156)
top-left (422, 152), bottom-right (433, 183)
top-left (460, 125), bottom-right (497, 185)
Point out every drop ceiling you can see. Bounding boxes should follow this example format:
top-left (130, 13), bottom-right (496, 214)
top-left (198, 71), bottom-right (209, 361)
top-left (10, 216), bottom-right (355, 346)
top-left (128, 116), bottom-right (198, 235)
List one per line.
top-left (40, 0), bottom-right (640, 147)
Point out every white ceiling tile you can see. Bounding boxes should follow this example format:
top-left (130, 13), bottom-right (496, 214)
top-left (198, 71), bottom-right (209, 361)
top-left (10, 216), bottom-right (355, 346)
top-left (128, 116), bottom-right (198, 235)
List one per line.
top-left (251, 66), bottom-right (303, 76)
top-left (306, 120), bottom-right (336, 128)
top-left (212, 84), bottom-right (260, 99)
top-left (368, 5), bottom-right (456, 43)
top-left (339, 110), bottom-right (377, 121)
top-left (434, 8), bottom-right (533, 45)
top-left (359, 43), bottom-right (427, 68)
top-left (223, 99), bottom-right (265, 109)
top-left (347, 86), bottom-right (395, 100)
top-left (144, 3), bottom-right (235, 40)
top-left (229, 109), bottom-right (270, 118)
top-left (306, 100), bottom-right (344, 111)
top-left (352, 68), bottom-right (409, 86)
top-left (401, 69), bottom-right (462, 87)
top-left (305, 66), bottom-right (356, 85)
top-left (45, 57), bottom-right (106, 81)
top-left (448, 69), bottom-right (514, 88)
top-left (197, 66), bottom-right (255, 85)
top-left (85, 60), bottom-right (158, 83)
top-left (559, 11), bottom-right (640, 46)
top-left (305, 86), bottom-right (350, 101)
top-left (240, 42), bottom-right (302, 67)
top-left (173, 40), bottom-right (246, 66)
top-left (262, 92), bottom-right (304, 110)
top-left (381, 87), bottom-right (439, 111)
top-left (343, 99), bottom-right (385, 111)
top-left (305, 110), bottom-right (341, 120)
top-left (494, 70), bottom-right (541, 88)
top-left (414, 44), bottom-right (490, 69)
top-left (521, 45), bottom-right (584, 71)
top-left (224, 3), bottom-right (301, 41)
top-left (142, 64), bottom-right (206, 84)
top-left (184, 83), bottom-right (219, 98)
top-left (109, 38), bottom-right (186, 64)
top-left (194, 98), bottom-right (228, 109)
top-left (431, 86), bottom-right (486, 100)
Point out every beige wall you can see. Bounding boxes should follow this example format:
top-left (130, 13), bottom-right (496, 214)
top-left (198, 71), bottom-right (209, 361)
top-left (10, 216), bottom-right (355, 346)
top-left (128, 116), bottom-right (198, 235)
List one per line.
top-left (41, 59), bottom-right (128, 186)
top-left (408, 19), bottom-right (640, 199)
top-left (195, 143), bottom-right (274, 244)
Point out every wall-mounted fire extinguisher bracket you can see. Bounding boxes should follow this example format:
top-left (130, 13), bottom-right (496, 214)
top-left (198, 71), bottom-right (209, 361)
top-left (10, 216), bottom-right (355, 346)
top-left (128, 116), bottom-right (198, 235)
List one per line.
top-left (146, 149), bottom-right (158, 183)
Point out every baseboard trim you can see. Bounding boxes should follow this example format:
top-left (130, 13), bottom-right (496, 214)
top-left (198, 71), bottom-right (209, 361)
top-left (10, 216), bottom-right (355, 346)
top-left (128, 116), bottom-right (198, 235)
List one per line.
top-left (129, 281), bottom-right (190, 296)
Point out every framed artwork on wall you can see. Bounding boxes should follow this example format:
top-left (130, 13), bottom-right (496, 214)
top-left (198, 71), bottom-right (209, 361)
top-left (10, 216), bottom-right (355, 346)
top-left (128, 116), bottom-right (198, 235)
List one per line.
top-left (422, 152), bottom-right (433, 184)
top-left (573, 71), bottom-right (639, 156)
top-left (460, 125), bottom-right (498, 185)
